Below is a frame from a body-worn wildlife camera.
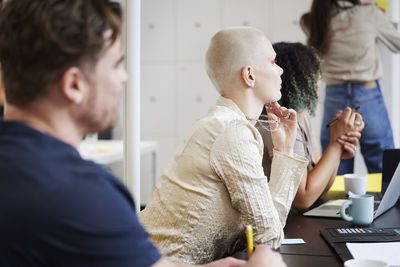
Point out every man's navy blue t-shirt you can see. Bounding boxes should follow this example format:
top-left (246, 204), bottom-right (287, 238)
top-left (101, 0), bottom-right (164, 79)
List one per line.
top-left (0, 120), bottom-right (161, 266)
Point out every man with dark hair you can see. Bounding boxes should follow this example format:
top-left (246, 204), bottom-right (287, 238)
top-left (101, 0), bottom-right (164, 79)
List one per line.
top-left (0, 0), bottom-right (285, 266)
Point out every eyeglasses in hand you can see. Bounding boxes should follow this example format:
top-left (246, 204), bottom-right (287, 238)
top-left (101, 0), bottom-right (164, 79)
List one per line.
top-left (246, 114), bottom-right (280, 132)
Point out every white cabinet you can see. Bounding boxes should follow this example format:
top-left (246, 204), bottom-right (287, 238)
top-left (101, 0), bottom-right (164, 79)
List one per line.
top-left (175, 0), bottom-right (222, 61)
top-left (141, 0), bottom-right (175, 61)
top-left (268, 0), bottom-right (311, 43)
top-left (140, 135), bottom-right (179, 205)
top-left (176, 63), bottom-right (219, 141)
top-left (141, 64), bottom-right (176, 136)
top-left (222, 0), bottom-right (269, 33)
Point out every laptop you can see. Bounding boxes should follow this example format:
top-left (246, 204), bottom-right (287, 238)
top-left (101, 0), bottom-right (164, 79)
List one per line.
top-left (382, 149), bottom-right (400, 195)
top-left (303, 160), bottom-right (400, 219)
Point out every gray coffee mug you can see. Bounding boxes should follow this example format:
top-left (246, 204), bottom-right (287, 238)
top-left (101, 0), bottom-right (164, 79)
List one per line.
top-left (340, 194), bottom-right (374, 225)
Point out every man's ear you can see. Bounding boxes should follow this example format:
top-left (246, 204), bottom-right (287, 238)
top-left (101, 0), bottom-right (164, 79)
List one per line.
top-left (241, 65), bottom-right (256, 87)
top-left (59, 67), bottom-right (89, 104)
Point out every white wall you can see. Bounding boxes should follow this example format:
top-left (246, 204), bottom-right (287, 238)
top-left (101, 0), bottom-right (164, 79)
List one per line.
top-left (133, 0), bottom-right (400, 204)
top-left (138, 0), bottom-right (313, 204)
top-left (354, 0), bottom-right (400, 173)
top-left (381, 0), bottom-right (400, 148)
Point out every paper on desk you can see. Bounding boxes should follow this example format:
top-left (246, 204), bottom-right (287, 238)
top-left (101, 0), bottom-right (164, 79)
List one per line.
top-left (281, 238), bottom-right (306, 245)
top-left (346, 242), bottom-right (400, 265)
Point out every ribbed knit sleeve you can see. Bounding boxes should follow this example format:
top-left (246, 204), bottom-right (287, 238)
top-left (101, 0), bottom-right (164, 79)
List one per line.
top-left (269, 149), bottom-right (309, 227)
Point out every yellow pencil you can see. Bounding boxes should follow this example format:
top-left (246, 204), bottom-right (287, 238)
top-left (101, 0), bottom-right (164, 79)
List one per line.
top-left (246, 225), bottom-right (254, 258)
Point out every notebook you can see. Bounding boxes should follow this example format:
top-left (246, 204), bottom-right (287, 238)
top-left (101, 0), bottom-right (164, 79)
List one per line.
top-left (303, 161), bottom-right (400, 219)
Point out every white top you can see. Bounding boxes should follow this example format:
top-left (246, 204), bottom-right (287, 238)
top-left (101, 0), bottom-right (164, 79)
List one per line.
top-left (322, 4), bottom-right (400, 85)
top-left (139, 96), bottom-right (308, 264)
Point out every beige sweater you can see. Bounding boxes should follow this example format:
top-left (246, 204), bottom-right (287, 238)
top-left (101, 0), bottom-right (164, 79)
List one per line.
top-left (139, 96), bottom-right (308, 264)
top-left (323, 3), bottom-right (400, 84)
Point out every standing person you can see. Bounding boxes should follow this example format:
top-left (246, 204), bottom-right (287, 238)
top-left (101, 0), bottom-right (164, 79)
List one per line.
top-left (258, 42), bottom-right (364, 210)
top-left (300, 0), bottom-right (399, 174)
top-left (139, 27), bottom-right (309, 264)
top-left (0, 1), bottom-right (285, 266)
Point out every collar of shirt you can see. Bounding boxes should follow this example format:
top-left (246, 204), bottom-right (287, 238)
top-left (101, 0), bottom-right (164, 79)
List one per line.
top-left (216, 96), bottom-right (248, 121)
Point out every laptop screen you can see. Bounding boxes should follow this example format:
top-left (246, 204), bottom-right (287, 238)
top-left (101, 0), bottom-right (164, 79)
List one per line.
top-left (374, 161), bottom-right (400, 218)
top-left (382, 149), bottom-right (400, 195)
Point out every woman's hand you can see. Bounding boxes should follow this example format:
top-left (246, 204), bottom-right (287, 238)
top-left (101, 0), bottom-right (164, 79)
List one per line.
top-left (244, 245), bottom-right (287, 267)
top-left (266, 102), bottom-right (297, 156)
top-left (337, 131), bottom-right (361, 159)
top-left (330, 108), bottom-right (364, 159)
top-left (329, 107), bottom-right (363, 143)
top-left (354, 112), bottom-right (364, 132)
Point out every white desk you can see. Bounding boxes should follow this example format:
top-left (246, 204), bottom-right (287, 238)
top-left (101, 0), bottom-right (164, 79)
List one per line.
top-left (139, 141), bottom-right (158, 191)
top-left (78, 140), bottom-right (158, 189)
top-left (78, 140), bottom-right (123, 165)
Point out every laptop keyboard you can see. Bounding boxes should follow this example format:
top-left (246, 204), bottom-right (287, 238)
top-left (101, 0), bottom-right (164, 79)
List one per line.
top-left (324, 205), bottom-right (343, 210)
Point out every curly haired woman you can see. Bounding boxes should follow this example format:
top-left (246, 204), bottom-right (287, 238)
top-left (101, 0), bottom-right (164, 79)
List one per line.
top-left (258, 42), bottom-right (364, 210)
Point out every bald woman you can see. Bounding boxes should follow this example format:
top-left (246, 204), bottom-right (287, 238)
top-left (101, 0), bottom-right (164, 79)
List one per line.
top-left (139, 27), bottom-right (308, 264)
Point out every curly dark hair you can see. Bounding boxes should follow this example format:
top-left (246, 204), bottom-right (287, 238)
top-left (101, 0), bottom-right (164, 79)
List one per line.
top-left (0, 0), bottom-right (122, 107)
top-left (273, 42), bottom-right (321, 116)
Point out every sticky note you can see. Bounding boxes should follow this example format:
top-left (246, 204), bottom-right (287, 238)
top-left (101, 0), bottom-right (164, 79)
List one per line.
top-left (376, 0), bottom-right (389, 12)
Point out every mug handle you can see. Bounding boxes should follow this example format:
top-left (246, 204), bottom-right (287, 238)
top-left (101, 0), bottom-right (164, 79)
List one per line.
top-left (340, 200), bottom-right (353, 222)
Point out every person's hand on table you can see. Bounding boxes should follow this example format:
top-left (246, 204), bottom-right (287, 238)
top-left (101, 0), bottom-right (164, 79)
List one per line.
top-left (244, 245), bottom-right (287, 267)
top-left (202, 257), bottom-right (246, 267)
top-left (199, 244), bottom-right (286, 267)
